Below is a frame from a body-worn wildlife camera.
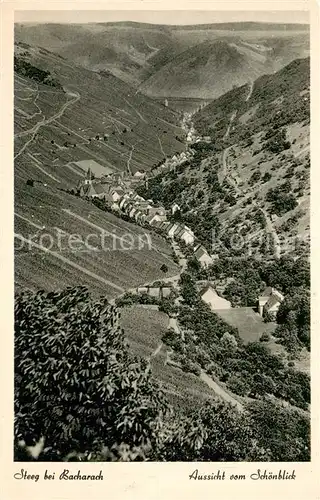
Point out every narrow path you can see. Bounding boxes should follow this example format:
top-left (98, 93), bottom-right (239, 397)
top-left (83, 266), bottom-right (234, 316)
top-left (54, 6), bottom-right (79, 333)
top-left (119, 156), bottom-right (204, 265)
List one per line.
top-left (27, 153), bottom-right (61, 183)
top-left (126, 145), bottom-right (135, 176)
top-left (200, 370), bottom-right (243, 411)
top-left (150, 342), bottom-right (163, 360)
top-left (122, 95), bottom-right (148, 124)
top-left (158, 136), bottom-right (166, 157)
top-left (257, 207), bottom-right (281, 259)
top-left (223, 111), bottom-right (237, 141)
top-left (245, 80), bottom-right (254, 102)
top-left (220, 80), bottom-right (254, 189)
top-left (15, 90), bottom-right (80, 139)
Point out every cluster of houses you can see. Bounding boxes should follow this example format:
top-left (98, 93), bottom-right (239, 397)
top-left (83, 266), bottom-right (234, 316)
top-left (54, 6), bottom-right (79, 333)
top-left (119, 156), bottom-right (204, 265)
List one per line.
top-left (77, 168), bottom-right (198, 245)
top-left (150, 150), bottom-right (194, 176)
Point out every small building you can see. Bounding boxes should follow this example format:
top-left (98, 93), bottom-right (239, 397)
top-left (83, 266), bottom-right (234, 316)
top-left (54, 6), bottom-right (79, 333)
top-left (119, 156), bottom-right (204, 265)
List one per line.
top-left (258, 287), bottom-right (284, 318)
top-left (119, 195), bottom-right (131, 210)
top-left (133, 170), bottom-right (146, 178)
top-left (200, 286), bottom-right (231, 311)
top-left (110, 187), bottom-right (125, 202)
top-left (176, 226), bottom-right (195, 245)
top-left (132, 210), bottom-right (142, 222)
top-left (166, 223), bottom-right (181, 238)
top-left (194, 244), bottom-right (213, 268)
top-left (160, 221), bottom-right (170, 230)
top-left (129, 207), bottom-right (139, 219)
top-left (151, 219), bottom-right (163, 229)
top-left (147, 205), bottom-right (166, 217)
top-left (171, 203), bottom-right (181, 215)
top-left (146, 214), bottom-right (163, 226)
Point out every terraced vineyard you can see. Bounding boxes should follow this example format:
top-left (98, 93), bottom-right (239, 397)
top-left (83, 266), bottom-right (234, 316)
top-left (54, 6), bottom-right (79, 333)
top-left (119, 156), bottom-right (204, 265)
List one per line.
top-left (14, 179), bottom-right (179, 299)
top-left (14, 42), bottom-right (185, 182)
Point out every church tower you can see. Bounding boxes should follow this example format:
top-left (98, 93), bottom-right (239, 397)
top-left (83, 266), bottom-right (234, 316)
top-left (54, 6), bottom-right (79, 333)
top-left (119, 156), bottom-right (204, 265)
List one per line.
top-left (84, 168), bottom-right (93, 185)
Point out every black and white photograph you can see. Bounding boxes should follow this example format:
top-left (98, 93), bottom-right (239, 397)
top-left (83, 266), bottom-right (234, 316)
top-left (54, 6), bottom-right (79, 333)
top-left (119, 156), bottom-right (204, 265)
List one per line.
top-left (12, 9), bottom-right (311, 464)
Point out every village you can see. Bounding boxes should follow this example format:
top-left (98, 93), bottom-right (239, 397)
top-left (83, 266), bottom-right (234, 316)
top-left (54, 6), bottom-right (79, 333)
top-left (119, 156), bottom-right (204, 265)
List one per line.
top-left (75, 156), bottom-right (285, 328)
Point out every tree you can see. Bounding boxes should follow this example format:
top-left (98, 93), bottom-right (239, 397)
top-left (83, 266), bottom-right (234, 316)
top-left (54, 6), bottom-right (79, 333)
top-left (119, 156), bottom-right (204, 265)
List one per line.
top-left (162, 400), bottom-right (254, 462)
top-left (220, 332), bottom-right (238, 353)
top-left (160, 264), bottom-right (168, 274)
top-left (15, 287), bottom-right (169, 461)
top-left (275, 288), bottom-right (310, 350)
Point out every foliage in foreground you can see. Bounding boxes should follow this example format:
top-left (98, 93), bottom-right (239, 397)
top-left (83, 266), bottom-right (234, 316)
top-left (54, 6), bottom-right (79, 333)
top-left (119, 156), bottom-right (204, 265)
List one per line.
top-left (15, 287), bottom-right (310, 462)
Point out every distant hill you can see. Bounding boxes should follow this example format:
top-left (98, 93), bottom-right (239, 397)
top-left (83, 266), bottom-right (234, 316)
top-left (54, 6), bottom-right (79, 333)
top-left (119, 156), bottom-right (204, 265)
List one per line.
top-left (139, 40), bottom-right (270, 98)
top-left (139, 58), bottom-right (310, 257)
top-left (15, 22), bottom-right (309, 98)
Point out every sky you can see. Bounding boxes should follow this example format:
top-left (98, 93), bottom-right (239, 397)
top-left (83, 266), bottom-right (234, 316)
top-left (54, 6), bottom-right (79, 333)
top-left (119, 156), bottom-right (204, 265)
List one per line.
top-left (15, 10), bottom-right (309, 25)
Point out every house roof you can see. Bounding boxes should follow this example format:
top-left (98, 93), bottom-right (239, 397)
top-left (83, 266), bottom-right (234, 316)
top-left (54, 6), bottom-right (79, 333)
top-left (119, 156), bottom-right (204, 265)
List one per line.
top-left (176, 226), bottom-right (194, 238)
top-left (200, 285), bottom-right (231, 309)
top-left (260, 286), bottom-right (273, 298)
top-left (194, 245), bottom-right (210, 259)
top-left (265, 294), bottom-right (282, 311)
top-left (200, 285), bottom-right (218, 297)
top-left (259, 287), bottom-right (284, 301)
top-left (152, 219), bottom-right (163, 229)
top-left (111, 186), bottom-right (125, 195)
top-left (146, 213), bottom-right (159, 223)
top-left (81, 183), bottom-right (109, 197)
top-left (93, 184), bottom-right (111, 195)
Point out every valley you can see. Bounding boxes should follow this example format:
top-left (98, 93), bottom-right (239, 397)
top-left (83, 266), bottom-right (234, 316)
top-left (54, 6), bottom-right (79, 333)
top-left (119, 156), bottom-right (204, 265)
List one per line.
top-left (13, 19), bottom-right (311, 464)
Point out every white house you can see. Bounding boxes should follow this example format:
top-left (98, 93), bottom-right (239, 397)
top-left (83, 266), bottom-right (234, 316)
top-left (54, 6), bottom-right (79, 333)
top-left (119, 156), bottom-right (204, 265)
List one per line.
top-left (167, 223), bottom-right (181, 238)
top-left (110, 187), bottom-right (125, 202)
top-left (129, 207), bottom-right (139, 219)
top-left (200, 286), bottom-right (231, 310)
top-left (258, 287), bottom-right (284, 318)
top-left (194, 245), bottom-right (213, 268)
top-left (171, 202), bottom-right (181, 215)
top-left (146, 214), bottom-right (164, 226)
top-left (176, 226), bottom-right (195, 245)
top-left (133, 170), bottom-right (146, 178)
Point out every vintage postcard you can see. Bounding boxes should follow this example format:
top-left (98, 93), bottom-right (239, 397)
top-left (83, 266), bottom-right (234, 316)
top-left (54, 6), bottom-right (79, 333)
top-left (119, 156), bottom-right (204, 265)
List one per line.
top-left (1, 0), bottom-right (319, 499)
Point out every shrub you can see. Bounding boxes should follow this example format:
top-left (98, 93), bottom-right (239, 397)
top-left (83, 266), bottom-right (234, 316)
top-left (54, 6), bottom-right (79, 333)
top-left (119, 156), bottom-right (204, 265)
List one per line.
top-left (15, 287), bottom-right (168, 460)
top-left (260, 332), bottom-right (271, 342)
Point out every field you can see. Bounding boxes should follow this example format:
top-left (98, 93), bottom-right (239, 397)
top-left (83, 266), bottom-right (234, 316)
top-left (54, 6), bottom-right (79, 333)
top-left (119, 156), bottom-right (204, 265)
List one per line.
top-left (120, 305), bottom-right (222, 407)
top-left (14, 179), bottom-right (179, 299)
top-left (215, 307), bottom-right (276, 343)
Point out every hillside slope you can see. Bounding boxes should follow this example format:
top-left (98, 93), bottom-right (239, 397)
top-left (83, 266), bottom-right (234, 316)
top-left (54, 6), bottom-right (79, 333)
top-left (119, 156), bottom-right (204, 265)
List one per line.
top-left (15, 22), bottom-right (309, 99)
top-left (139, 58), bottom-right (310, 258)
top-left (14, 42), bottom-right (181, 297)
top-left (14, 42), bottom-right (185, 179)
top-left (140, 40), bottom-right (270, 98)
